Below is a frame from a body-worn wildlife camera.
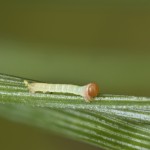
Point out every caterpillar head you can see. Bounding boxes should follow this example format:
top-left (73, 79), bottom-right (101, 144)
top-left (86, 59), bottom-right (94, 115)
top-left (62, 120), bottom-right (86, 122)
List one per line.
top-left (83, 83), bottom-right (99, 102)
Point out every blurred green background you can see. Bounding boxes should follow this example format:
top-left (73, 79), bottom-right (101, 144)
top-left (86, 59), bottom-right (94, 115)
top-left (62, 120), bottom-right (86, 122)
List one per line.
top-left (0, 1), bottom-right (150, 150)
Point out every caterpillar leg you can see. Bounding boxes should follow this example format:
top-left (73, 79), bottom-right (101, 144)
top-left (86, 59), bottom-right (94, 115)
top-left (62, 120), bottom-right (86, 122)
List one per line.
top-left (24, 80), bottom-right (29, 87)
top-left (24, 80), bottom-right (36, 93)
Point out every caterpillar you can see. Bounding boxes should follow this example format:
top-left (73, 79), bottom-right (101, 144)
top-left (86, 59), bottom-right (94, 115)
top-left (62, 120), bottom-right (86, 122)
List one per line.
top-left (24, 80), bottom-right (99, 102)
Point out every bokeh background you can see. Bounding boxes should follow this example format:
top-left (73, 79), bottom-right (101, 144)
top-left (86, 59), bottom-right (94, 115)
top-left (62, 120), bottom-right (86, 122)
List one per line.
top-left (0, 1), bottom-right (150, 150)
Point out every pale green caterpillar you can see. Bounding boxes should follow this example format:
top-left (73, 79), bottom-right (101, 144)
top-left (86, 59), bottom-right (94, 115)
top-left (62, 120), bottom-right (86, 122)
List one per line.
top-left (24, 80), bottom-right (99, 102)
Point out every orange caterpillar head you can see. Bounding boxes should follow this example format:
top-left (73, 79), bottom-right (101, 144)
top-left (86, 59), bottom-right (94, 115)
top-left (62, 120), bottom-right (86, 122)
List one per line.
top-left (83, 83), bottom-right (99, 102)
